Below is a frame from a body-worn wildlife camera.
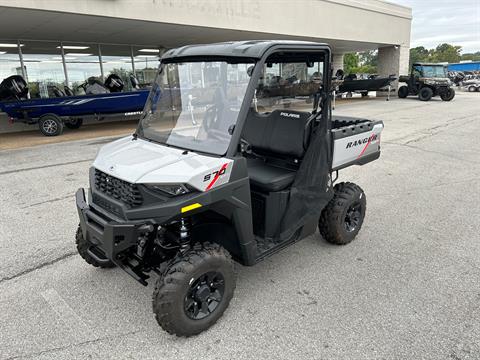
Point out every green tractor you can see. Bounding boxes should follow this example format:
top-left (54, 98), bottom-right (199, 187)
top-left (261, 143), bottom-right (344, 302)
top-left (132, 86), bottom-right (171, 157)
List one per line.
top-left (398, 63), bottom-right (455, 101)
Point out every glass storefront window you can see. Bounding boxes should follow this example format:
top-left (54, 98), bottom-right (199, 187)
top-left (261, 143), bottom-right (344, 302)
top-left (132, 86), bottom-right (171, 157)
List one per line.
top-left (132, 46), bottom-right (160, 87)
top-left (20, 41), bottom-right (66, 98)
top-left (1, 41), bottom-right (162, 98)
top-left (0, 42), bottom-right (21, 82)
top-left (63, 43), bottom-right (101, 94)
top-left (100, 44), bottom-right (134, 91)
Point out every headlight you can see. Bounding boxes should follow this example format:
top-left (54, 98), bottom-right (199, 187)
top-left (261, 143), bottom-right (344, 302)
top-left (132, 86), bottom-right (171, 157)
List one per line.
top-left (145, 184), bottom-right (190, 196)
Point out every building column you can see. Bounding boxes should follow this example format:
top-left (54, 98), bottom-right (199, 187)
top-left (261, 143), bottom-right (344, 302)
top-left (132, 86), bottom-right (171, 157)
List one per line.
top-left (377, 45), bottom-right (409, 96)
top-left (332, 53), bottom-right (344, 75)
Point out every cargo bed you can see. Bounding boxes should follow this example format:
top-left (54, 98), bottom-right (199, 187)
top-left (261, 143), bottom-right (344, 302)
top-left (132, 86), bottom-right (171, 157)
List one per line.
top-left (331, 115), bottom-right (383, 171)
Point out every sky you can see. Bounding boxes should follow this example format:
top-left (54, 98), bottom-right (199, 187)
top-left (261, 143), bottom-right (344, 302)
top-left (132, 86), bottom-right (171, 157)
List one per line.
top-left (391, 0), bottom-right (480, 53)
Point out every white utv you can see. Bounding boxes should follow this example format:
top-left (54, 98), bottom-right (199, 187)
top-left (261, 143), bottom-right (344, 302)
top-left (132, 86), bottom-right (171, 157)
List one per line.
top-left (76, 41), bottom-right (384, 336)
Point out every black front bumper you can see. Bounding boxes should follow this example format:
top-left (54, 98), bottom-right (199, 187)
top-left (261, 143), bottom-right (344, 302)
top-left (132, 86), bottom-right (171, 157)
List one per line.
top-left (76, 188), bottom-right (150, 282)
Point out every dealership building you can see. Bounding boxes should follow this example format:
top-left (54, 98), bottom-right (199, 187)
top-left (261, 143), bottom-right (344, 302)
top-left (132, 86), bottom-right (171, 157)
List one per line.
top-left (0, 0), bottom-right (411, 132)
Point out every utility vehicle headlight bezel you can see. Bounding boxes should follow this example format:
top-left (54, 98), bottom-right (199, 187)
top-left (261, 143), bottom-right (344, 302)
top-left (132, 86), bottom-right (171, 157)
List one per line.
top-left (145, 183), bottom-right (191, 197)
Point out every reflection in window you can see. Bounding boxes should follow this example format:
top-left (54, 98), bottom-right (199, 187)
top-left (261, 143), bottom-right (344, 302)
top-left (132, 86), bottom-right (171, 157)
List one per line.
top-left (132, 46), bottom-right (159, 87)
top-left (63, 44), bottom-right (101, 94)
top-left (100, 44), bottom-right (134, 91)
top-left (21, 41), bottom-right (66, 98)
top-left (0, 41), bottom-right (163, 99)
top-left (0, 42), bottom-right (21, 81)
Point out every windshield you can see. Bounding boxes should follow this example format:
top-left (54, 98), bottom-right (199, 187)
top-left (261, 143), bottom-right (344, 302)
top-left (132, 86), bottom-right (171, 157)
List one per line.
top-left (137, 60), bottom-right (254, 155)
top-left (420, 65), bottom-right (447, 78)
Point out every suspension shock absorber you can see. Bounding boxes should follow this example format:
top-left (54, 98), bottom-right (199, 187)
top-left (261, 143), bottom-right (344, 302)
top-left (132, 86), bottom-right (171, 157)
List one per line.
top-left (178, 217), bottom-right (192, 250)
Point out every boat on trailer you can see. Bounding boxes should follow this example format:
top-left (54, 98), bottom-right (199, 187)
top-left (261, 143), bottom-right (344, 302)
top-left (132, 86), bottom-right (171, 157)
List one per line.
top-left (0, 75), bottom-right (150, 136)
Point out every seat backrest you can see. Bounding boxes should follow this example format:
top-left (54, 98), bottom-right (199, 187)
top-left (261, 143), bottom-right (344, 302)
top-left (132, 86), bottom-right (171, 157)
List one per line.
top-left (242, 109), bottom-right (312, 159)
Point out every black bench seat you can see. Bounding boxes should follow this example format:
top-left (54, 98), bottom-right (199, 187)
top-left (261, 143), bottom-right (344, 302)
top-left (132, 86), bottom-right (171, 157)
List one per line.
top-left (242, 109), bottom-right (312, 192)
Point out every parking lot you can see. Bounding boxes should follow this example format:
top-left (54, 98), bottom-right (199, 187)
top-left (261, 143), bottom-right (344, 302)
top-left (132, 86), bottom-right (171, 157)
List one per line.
top-left (0, 92), bottom-right (479, 360)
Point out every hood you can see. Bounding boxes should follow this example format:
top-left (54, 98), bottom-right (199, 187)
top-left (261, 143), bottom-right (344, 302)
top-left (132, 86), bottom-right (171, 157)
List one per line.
top-left (93, 136), bottom-right (197, 183)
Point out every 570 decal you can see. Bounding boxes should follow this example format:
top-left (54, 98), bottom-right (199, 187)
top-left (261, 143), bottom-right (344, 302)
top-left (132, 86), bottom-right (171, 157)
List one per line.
top-left (203, 167), bottom-right (227, 182)
top-left (204, 163), bottom-right (229, 191)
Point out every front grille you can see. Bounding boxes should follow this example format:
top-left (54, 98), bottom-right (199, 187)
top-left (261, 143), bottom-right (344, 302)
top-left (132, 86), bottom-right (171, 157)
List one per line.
top-left (94, 169), bottom-right (143, 208)
top-left (92, 193), bottom-right (123, 217)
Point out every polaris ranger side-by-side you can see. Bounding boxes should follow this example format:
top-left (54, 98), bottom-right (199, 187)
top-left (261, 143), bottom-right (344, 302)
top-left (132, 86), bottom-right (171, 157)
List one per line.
top-left (75, 41), bottom-right (384, 336)
top-left (398, 63), bottom-right (455, 101)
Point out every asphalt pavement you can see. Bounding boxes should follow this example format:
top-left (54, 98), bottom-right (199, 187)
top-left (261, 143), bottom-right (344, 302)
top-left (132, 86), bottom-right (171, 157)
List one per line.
top-left (1, 92), bottom-right (479, 360)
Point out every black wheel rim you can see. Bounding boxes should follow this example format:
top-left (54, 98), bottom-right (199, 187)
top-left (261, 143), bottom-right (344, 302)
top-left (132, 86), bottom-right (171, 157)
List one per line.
top-left (42, 119), bottom-right (57, 134)
top-left (344, 202), bottom-right (362, 232)
top-left (184, 271), bottom-right (225, 320)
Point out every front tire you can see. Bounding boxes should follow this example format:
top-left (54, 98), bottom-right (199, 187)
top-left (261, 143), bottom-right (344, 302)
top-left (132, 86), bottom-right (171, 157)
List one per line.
top-left (418, 87), bottom-right (433, 101)
top-left (398, 85), bottom-right (409, 98)
top-left (75, 225), bottom-right (115, 268)
top-left (152, 242), bottom-right (236, 337)
top-left (468, 86), bottom-right (476, 93)
top-left (440, 88), bottom-right (455, 101)
top-left (319, 182), bottom-right (366, 245)
top-left (38, 114), bottom-right (64, 136)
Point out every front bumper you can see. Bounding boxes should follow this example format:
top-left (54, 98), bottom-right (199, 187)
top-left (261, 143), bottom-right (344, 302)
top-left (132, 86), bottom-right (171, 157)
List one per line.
top-left (76, 188), bottom-right (150, 283)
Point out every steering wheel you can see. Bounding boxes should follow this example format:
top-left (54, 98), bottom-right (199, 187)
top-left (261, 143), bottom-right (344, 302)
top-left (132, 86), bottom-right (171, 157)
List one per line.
top-left (199, 105), bottom-right (231, 141)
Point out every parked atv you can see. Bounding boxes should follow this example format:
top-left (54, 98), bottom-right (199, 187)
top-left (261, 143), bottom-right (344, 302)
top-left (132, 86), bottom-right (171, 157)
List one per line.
top-left (75, 40), bottom-right (384, 337)
top-left (398, 63), bottom-right (455, 101)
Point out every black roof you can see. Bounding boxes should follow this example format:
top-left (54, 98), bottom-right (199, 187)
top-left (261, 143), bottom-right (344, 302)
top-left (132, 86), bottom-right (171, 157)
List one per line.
top-left (162, 40), bottom-right (330, 60)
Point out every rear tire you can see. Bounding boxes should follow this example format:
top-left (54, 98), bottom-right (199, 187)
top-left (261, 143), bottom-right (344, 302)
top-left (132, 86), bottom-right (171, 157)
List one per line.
top-left (64, 118), bottom-right (83, 129)
top-left (418, 87), bottom-right (433, 101)
top-left (38, 114), bottom-right (64, 136)
top-left (398, 85), bottom-right (409, 98)
top-left (440, 88), bottom-right (455, 101)
top-left (319, 182), bottom-right (366, 245)
top-left (152, 242), bottom-right (236, 337)
top-left (76, 225), bottom-right (115, 268)
top-left (468, 86), bottom-right (476, 93)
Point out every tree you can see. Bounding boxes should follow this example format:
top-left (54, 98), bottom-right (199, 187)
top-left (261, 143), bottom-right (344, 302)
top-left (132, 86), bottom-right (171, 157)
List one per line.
top-left (409, 44), bottom-right (466, 66)
top-left (461, 52), bottom-right (480, 61)
top-left (359, 50), bottom-right (378, 68)
top-left (430, 43), bottom-right (462, 63)
top-left (343, 53), bottom-right (359, 74)
top-left (342, 51), bottom-right (377, 74)
top-left (409, 46), bottom-right (429, 67)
